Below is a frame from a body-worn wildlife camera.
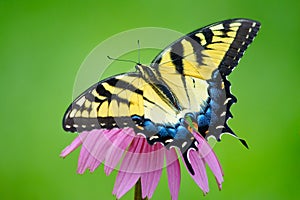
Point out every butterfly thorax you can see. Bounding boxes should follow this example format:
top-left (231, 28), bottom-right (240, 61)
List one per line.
top-left (135, 64), bottom-right (157, 81)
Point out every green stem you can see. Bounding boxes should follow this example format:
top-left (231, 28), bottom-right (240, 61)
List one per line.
top-left (134, 179), bottom-right (148, 200)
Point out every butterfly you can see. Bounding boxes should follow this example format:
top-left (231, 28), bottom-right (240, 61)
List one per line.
top-left (63, 18), bottom-right (260, 173)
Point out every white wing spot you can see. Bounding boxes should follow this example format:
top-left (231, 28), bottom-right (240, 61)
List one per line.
top-left (210, 24), bottom-right (224, 30)
top-left (182, 141), bottom-right (187, 148)
top-left (69, 109), bottom-right (77, 118)
top-left (165, 139), bottom-right (174, 143)
top-left (149, 135), bottom-right (159, 141)
top-left (76, 96), bottom-right (86, 107)
top-left (216, 125), bottom-right (225, 129)
top-left (229, 22), bottom-right (242, 27)
top-left (224, 98), bottom-right (232, 105)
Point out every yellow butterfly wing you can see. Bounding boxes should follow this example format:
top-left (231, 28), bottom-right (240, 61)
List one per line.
top-left (151, 18), bottom-right (260, 79)
top-left (149, 18), bottom-right (260, 143)
top-left (63, 73), bottom-right (179, 133)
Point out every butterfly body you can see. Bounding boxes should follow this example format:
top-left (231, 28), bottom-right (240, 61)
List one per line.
top-left (136, 64), bottom-right (182, 112)
top-left (63, 19), bottom-right (260, 161)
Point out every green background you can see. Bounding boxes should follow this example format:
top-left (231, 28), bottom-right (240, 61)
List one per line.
top-left (1, 0), bottom-right (299, 199)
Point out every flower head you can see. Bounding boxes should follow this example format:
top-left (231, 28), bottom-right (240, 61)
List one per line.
top-left (61, 127), bottom-right (223, 199)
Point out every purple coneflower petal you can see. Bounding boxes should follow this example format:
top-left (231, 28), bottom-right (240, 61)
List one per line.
top-left (118, 136), bottom-right (144, 173)
top-left (140, 142), bottom-right (164, 199)
top-left (183, 149), bottom-right (209, 194)
top-left (104, 128), bottom-right (135, 175)
top-left (113, 137), bottom-right (144, 198)
top-left (85, 129), bottom-right (118, 172)
top-left (60, 131), bottom-right (89, 158)
top-left (165, 148), bottom-right (181, 200)
top-left (77, 146), bottom-right (91, 174)
top-left (113, 136), bottom-right (165, 199)
top-left (113, 171), bottom-right (140, 199)
top-left (78, 130), bottom-right (103, 173)
top-left (193, 131), bottom-right (224, 189)
top-left (89, 159), bottom-right (101, 173)
top-left (61, 127), bottom-right (224, 199)
top-left (141, 170), bottom-right (162, 199)
top-left (88, 129), bottom-right (120, 172)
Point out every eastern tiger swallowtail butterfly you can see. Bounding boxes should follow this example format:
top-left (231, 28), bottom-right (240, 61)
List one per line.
top-left (63, 18), bottom-right (260, 171)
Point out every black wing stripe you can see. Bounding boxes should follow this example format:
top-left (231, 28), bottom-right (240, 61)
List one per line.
top-left (202, 28), bottom-right (213, 44)
top-left (186, 34), bottom-right (204, 65)
top-left (100, 77), bottom-right (144, 96)
top-left (170, 42), bottom-right (184, 74)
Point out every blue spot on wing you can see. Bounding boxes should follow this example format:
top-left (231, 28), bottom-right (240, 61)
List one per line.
top-left (157, 126), bottom-right (168, 137)
top-left (197, 114), bottom-right (210, 127)
top-left (174, 125), bottom-right (190, 140)
top-left (166, 127), bottom-right (176, 138)
top-left (143, 119), bottom-right (157, 133)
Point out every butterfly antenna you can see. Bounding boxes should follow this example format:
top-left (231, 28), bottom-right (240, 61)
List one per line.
top-left (137, 40), bottom-right (141, 64)
top-left (107, 56), bottom-right (138, 65)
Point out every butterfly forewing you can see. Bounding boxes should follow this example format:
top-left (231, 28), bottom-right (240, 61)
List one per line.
top-left (151, 18), bottom-right (260, 78)
top-left (63, 73), bottom-right (179, 133)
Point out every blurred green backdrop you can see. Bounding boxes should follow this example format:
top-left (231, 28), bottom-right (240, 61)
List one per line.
top-left (1, 0), bottom-right (299, 199)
